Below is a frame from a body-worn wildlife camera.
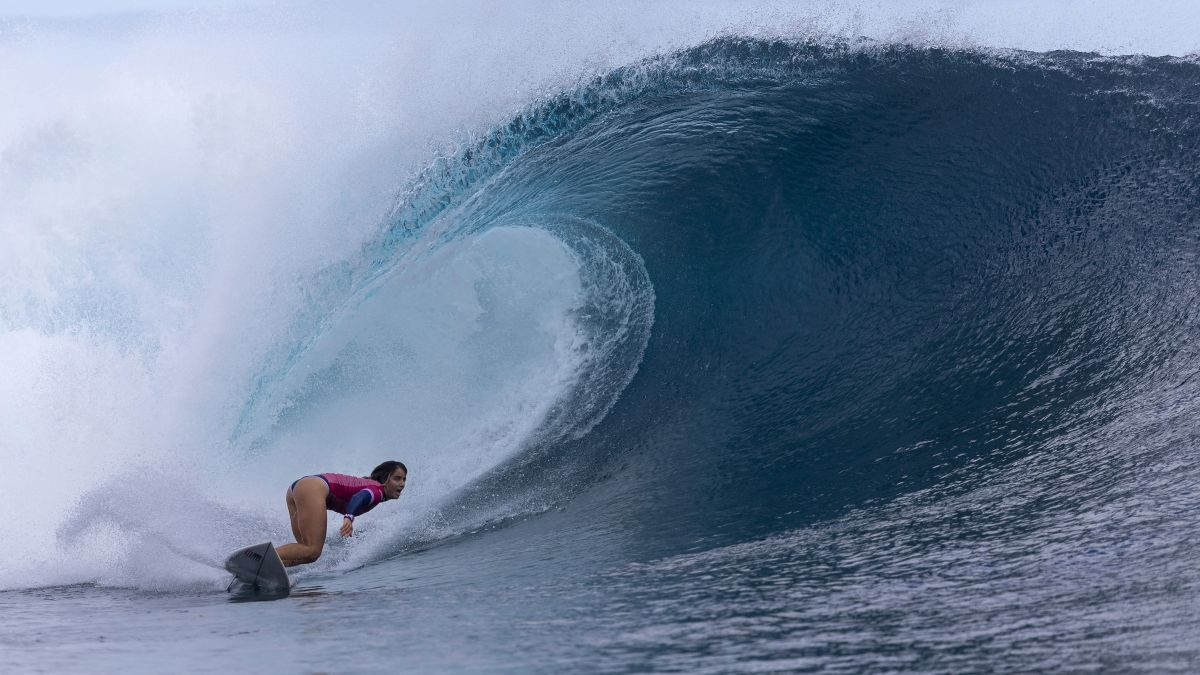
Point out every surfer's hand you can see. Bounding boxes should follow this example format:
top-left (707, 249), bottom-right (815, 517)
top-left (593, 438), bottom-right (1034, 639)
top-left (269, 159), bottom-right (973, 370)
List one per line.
top-left (340, 517), bottom-right (354, 537)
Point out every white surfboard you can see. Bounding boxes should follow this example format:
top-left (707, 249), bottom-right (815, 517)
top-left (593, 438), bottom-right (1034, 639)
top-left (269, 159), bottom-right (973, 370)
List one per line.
top-left (224, 541), bottom-right (290, 594)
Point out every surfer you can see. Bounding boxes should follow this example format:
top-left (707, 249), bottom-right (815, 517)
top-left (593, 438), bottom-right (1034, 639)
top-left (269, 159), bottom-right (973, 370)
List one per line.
top-left (276, 461), bottom-right (408, 567)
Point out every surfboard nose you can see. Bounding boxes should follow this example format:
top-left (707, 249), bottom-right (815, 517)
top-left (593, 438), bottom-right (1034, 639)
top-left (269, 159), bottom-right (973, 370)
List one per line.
top-left (224, 542), bottom-right (290, 593)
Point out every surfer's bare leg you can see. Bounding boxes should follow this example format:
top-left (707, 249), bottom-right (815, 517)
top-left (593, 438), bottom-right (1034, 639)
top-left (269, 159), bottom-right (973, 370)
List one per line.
top-left (286, 488), bottom-right (300, 542)
top-left (278, 477), bottom-right (328, 566)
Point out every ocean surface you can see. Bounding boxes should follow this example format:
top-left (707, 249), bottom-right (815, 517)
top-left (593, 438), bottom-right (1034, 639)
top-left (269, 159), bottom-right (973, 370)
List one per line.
top-left (3, 4), bottom-right (1200, 673)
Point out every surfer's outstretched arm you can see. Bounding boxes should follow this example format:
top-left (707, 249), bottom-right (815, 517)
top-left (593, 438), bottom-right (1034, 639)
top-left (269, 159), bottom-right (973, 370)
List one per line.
top-left (338, 488), bottom-right (382, 536)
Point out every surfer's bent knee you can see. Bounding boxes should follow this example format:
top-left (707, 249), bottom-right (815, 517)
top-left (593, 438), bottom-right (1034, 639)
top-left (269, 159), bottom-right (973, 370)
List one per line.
top-left (297, 545), bottom-right (322, 564)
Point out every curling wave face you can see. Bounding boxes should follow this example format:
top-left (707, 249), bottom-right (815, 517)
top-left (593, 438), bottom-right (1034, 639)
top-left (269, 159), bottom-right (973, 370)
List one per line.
top-left (396, 41), bottom-right (1200, 668)
top-left (320, 41), bottom-right (1200, 668)
top-left (380, 39), bottom-right (1200, 559)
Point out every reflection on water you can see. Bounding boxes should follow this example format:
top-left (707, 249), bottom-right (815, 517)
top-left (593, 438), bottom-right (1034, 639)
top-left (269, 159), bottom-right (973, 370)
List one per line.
top-left (226, 581), bottom-right (329, 603)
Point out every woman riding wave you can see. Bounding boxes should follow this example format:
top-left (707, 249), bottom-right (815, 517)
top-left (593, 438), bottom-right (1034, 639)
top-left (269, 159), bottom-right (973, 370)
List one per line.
top-left (276, 461), bottom-right (407, 567)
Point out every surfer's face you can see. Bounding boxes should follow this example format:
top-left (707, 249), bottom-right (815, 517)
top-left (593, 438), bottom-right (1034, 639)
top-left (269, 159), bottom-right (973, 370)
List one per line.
top-left (383, 467), bottom-right (407, 499)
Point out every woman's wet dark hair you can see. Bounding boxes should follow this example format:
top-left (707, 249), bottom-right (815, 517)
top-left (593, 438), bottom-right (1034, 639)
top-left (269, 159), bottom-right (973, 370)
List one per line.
top-left (369, 460), bottom-right (407, 483)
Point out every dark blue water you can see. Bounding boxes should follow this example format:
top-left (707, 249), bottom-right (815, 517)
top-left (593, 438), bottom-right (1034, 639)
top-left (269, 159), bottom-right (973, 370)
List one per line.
top-left (5, 40), bottom-right (1200, 672)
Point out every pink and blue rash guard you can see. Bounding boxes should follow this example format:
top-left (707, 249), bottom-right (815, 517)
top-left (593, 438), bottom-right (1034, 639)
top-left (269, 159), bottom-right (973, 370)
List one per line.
top-left (312, 473), bottom-right (386, 520)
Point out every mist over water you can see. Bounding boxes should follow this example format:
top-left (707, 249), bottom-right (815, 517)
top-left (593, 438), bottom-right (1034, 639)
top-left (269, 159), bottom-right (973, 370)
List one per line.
top-left (2, 2), bottom-right (1200, 672)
